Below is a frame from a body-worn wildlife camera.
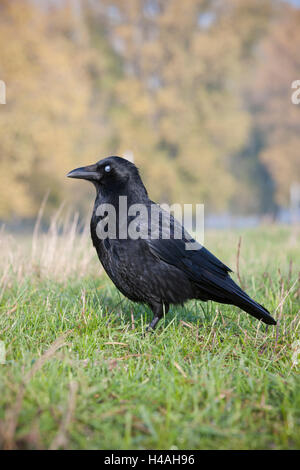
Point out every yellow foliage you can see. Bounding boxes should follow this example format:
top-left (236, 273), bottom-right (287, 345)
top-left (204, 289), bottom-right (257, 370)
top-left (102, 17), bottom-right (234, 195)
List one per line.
top-left (0, 0), bottom-right (298, 219)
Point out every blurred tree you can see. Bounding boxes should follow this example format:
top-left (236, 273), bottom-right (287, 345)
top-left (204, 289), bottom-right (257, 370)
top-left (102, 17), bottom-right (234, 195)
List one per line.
top-left (0, 0), bottom-right (298, 219)
top-left (249, 4), bottom-right (300, 207)
top-left (0, 0), bottom-right (115, 218)
top-left (89, 0), bottom-right (274, 210)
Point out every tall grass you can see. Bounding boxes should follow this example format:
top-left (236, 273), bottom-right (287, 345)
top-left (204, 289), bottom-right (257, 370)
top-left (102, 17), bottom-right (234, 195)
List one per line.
top-left (0, 214), bottom-right (299, 450)
top-left (0, 207), bottom-right (101, 288)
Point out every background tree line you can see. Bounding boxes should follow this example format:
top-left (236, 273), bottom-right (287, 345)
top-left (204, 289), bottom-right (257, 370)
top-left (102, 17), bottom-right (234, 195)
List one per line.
top-left (0, 0), bottom-right (299, 220)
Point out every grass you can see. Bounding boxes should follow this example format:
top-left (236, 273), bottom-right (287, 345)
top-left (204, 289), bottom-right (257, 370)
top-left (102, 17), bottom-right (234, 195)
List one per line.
top-left (0, 217), bottom-right (299, 450)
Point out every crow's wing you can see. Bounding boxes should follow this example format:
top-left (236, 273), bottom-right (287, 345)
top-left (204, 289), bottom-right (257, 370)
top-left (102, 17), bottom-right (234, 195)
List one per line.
top-left (143, 205), bottom-right (232, 282)
top-left (143, 205), bottom-right (276, 325)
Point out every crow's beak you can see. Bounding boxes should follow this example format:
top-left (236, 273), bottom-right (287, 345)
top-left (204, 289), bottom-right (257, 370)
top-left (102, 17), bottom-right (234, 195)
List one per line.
top-left (67, 164), bottom-right (99, 181)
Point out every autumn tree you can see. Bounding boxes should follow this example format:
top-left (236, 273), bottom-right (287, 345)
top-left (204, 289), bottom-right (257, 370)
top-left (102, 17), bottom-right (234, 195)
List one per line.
top-left (0, 0), bottom-right (115, 218)
top-left (249, 4), bottom-right (300, 208)
top-left (0, 0), bottom-right (298, 219)
top-left (88, 0), bottom-right (275, 211)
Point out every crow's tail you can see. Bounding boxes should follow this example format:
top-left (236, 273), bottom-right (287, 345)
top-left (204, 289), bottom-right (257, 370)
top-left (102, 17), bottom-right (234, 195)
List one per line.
top-left (197, 274), bottom-right (276, 325)
top-left (229, 280), bottom-right (276, 325)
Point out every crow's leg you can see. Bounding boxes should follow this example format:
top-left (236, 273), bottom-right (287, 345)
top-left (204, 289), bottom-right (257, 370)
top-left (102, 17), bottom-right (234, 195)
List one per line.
top-left (147, 303), bottom-right (169, 331)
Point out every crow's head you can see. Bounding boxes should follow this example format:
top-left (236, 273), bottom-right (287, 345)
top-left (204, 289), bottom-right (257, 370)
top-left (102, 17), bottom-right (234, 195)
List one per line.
top-left (67, 156), bottom-right (147, 196)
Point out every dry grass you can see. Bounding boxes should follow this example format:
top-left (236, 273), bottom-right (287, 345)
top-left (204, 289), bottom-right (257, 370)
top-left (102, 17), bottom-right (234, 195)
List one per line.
top-left (0, 207), bottom-right (101, 287)
top-left (0, 218), bottom-right (299, 450)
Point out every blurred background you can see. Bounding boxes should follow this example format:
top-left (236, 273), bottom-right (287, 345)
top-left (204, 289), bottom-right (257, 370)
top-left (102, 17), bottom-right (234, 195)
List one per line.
top-left (0, 0), bottom-right (300, 230)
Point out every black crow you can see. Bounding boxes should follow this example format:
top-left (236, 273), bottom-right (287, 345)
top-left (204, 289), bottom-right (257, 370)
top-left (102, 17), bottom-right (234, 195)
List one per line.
top-left (67, 156), bottom-right (276, 330)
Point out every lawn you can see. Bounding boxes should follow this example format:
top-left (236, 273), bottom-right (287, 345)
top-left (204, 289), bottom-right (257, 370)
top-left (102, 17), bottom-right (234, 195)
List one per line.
top-left (0, 220), bottom-right (299, 450)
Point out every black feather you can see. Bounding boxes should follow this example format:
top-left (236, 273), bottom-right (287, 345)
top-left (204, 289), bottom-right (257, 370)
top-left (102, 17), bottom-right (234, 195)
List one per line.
top-left (68, 156), bottom-right (277, 330)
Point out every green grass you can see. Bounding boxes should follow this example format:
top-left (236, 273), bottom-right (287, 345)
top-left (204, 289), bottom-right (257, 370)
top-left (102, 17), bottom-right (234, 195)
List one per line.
top-left (0, 224), bottom-right (299, 449)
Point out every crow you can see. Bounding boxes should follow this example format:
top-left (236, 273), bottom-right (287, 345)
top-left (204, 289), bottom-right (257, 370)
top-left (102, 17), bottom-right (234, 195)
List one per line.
top-left (67, 156), bottom-right (276, 330)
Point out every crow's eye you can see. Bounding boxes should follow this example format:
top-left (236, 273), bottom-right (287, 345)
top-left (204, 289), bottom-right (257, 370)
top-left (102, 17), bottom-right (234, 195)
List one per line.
top-left (104, 165), bottom-right (111, 173)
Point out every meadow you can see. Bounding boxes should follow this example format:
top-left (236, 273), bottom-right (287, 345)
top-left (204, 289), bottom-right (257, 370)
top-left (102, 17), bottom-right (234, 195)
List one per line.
top-left (0, 215), bottom-right (299, 450)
